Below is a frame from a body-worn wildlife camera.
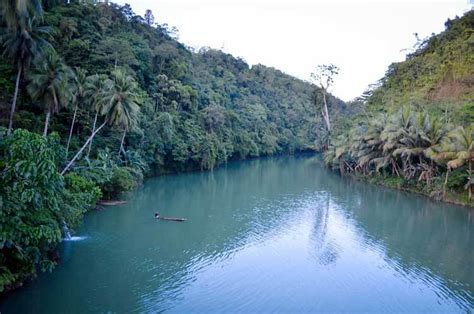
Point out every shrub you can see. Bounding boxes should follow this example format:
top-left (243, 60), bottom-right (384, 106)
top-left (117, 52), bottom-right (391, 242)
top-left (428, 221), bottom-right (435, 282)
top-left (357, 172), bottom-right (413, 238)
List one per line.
top-left (447, 168), bottom-right (467, 190)
top-left (0, 130), bottom-right (99, 292)
top-left (0, 130), bottom-right (64, 292)
top-left (101, 167), bottom-right (138, 199)
top-left (63, 173), bottom-right (102, 229)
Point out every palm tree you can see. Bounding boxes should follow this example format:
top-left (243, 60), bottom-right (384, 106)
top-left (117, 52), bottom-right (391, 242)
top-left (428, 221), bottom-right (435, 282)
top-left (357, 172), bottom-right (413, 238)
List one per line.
top-left (102, 68), bottom-right (141, 157)
top-left (61, 69), bottom-right (142, 175)
top-left (379, 107), bottom-right (413, 175)
top-left (324, 132), bottom-right (356, 175)
top-left (61, 117), bottom-right (109, 176)
top-left (27, 50), bottom-right (74, 136)
top-left (389, 111), bottom-right (447, 182)
top-left (352, 114), bottom-right (395, 174)
top-left (66, 67), bottom-right (87, 156)
top-left (430, 126), bottom-right (474, 200)
top-left (2, 16), bottom-right (52, 134)
top-left (84, 73), bottom-right (110, 158)
top-left (1, 0), bottom-right (43, 30)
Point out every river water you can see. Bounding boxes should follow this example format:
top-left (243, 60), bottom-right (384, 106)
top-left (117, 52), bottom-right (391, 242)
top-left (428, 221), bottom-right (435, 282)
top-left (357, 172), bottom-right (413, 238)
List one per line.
top-left (1, 156), bottom-right (473, 313)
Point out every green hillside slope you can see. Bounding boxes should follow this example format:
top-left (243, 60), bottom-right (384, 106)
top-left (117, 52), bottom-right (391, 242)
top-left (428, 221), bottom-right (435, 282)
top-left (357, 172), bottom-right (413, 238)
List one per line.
top-left (365, 10), bottom-right (473, 123)
top-left (326, 10), bottom-right (474, 206)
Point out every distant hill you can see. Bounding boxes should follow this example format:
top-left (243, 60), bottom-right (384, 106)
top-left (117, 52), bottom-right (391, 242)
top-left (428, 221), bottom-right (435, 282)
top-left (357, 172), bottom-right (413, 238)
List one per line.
top-left (364, 10), bottom-right (473, 124)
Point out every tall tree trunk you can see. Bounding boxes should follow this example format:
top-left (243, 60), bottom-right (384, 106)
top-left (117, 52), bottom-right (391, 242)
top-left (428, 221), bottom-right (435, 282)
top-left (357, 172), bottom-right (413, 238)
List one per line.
top-left (322, 91), bottom-right (331, 132)
top-left (43, 110), bottom-right (51, 137)
top-left (443, 169), bottom-right (450, 198)
top-left (118, 129), bottom-right (126, 157)
top-left (8, 65), bottom-right (22, 135)
top-left (321, 90), bottom-right (331, 148)
top-left (66, 104), bottom-right (78, 156)
top-left (44, 91), bottom-right (59, 137)
top-left (61, 121), bottom-right (107, 176)
top-left (87, 111), bottom-right (98, 158)
top-left (469, 160), bottom-right (472, 201)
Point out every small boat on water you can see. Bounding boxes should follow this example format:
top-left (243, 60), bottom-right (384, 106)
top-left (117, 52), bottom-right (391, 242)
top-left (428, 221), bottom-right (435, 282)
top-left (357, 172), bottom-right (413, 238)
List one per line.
top-left (159, 217), bottom-right (187, 222)
top-left (155, 212), bottom-right (186, 222)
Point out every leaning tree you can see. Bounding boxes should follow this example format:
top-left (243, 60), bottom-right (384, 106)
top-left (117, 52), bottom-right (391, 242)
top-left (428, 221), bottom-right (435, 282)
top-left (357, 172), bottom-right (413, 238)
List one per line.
top-left (310, 64), bottom-right (339, 134)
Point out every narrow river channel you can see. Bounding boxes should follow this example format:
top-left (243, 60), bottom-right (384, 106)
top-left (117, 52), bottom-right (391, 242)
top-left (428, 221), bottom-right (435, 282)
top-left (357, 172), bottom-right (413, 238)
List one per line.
top-left (1, 156), bottom-right (473, 313)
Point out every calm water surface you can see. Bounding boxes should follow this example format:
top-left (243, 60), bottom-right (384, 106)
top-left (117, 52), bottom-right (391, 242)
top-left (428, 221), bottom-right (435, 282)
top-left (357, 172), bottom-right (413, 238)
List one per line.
top-left (1, 156), bottom-right (473, 313)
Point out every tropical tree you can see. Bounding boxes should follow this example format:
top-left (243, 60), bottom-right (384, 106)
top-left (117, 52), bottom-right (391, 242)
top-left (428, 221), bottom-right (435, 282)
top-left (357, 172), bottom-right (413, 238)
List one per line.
top-left (144, 9), bottom-right (154, 26)
top-left (324, 133), bottom-right (352, 175)
top-left (66, 67), bottom-right (87, 156)
top-left (429, 126), bottom-right (474, 200)
top-left (27, 50), bottom-right (74, 136)
top-left (392, 111), bottom-right (447, 183)
top-left (310, 64), bottom-right (339, 133)
top-left (84, 73), bottom-right (110, 158)
top-left (61, 69), bottom-right (142, 175)
top-left (352, 114), bottom-right (392, 174)
top-left (0, 0), bottom-right (43, 30)
top-left (1, 16), bottom-right (52, 134)
top-left (103, 68), bottom-right (141, 157)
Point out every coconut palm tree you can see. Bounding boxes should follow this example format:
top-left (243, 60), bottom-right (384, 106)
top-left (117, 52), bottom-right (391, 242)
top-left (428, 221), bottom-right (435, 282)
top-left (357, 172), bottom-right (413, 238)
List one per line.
top-left (2, 16), bottom-right (52, 134)
top-left (84, 73), bottom-right (110, 158)
top-left (430, 126), bottom-right (474, 200)
top-left (61, 69), bottom-right (142, 175)
top-left (390, 111), bottom-right (448, 182)
top-left (102, 68), bottom-right (141, 157)
top-left (61, 116), bottom-right (109, 176)
top-left (380, 107), bottom-right (413, 174)
top-left (27, 50), bottom-right (74, 136)
top-left (65, 67), bottom-right (87, 156)
top-left (352, 114), bottom-right (395, 175)
top-left (1, 0), bottom-right (43, 30)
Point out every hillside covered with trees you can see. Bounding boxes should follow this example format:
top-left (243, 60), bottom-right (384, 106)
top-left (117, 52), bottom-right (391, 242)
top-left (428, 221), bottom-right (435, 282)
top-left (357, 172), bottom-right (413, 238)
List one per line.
top-left (0, 1), bottom-right (349, 292)
top-left (324, 10), bottom-right (474, 206)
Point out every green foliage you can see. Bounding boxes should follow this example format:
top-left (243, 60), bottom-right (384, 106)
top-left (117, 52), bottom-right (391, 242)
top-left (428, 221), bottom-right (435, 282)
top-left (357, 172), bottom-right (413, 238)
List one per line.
top-left (0, 2), bottom-right (342, 175)
top-left (446, 168), bottom-right (467, 189)
top-left (0, 130), bottom-right (99, 292)
top-left (364, 11), bottom-right (474, 118)
top-left (63, 173), bottom-right (101, 229)
top-left (101, 167), bottom-right (137, 199)
top-left (27, 50), bottom-right (75, 128)
top-left (326, 11), bottom-right (474, 203)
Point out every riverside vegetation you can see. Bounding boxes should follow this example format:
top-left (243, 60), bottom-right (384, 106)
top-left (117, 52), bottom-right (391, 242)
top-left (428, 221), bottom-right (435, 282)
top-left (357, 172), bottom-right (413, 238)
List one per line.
top-left (323, 11), bottom-right (474, 206)
top-left (0, 1), bottom-right (347, 291)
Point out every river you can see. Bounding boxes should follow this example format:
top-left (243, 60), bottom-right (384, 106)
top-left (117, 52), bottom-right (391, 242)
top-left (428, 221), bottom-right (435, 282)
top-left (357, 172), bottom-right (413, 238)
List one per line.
top-left (1, 156), bottom-right (473, 312)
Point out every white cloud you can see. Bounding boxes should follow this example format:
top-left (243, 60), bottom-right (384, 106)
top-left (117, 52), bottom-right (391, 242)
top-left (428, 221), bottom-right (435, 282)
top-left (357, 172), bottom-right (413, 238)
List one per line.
top-left (117, 0), bottom-right (472, 101)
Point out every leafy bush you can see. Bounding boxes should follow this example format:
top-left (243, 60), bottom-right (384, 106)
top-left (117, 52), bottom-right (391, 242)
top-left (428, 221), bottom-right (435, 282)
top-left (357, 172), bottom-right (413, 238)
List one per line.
top-left (63, 173), bottom-right (102, 229)
top-left (0, 130), bottom-right (64, 292)
top-left (101, 167), bottom-right (138, 199)
top-left (447, 168), bottom-right (467, 190)
top-left (0, 130), bottom-right (99, 292)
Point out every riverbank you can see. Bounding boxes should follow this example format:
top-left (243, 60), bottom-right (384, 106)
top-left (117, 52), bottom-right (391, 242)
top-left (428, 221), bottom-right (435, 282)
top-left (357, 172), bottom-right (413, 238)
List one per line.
top-left (344, 172), bottom-right (474, 208)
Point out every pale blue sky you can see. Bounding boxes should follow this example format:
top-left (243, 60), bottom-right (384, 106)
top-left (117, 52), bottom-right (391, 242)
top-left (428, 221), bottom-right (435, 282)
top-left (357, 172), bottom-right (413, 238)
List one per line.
top-left (118, 0), bottom-right (472, 101)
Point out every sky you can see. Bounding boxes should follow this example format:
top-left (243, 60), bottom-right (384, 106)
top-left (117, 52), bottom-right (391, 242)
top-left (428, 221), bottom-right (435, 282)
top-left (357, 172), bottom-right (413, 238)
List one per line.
top-left (117, 0), bottom-right (472, 101)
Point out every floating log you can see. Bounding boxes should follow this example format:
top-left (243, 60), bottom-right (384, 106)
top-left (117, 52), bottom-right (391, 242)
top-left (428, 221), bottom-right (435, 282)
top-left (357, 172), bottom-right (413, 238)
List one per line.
top-left (97, 200), bottom-right (128, 206)
top-left (159, 217), bottom-right (187, 222)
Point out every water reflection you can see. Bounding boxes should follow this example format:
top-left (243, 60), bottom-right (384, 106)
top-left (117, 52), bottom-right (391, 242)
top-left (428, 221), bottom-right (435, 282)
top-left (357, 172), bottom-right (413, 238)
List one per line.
top-left (1, 156), bottom-right (472, 313)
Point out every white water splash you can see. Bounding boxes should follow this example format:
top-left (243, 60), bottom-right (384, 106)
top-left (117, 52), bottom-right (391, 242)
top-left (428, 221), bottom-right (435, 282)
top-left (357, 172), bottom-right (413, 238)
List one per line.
top-left (63, 236), bottom-right (88, 242)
